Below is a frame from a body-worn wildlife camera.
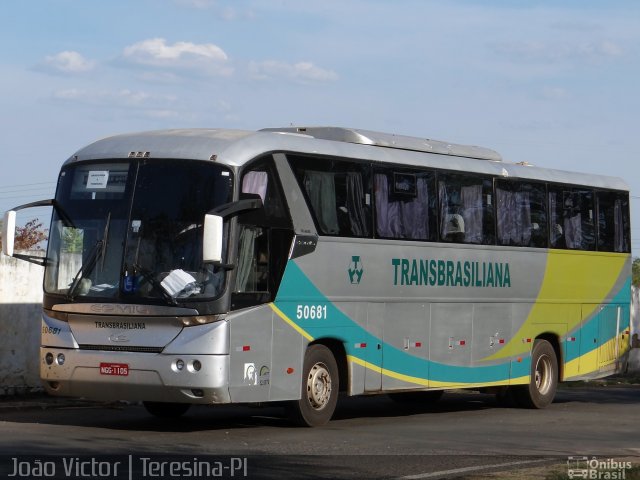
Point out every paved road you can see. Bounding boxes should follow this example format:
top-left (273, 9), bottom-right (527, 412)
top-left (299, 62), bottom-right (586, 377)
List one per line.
top-left (1, 386), bottom-right (639, 479)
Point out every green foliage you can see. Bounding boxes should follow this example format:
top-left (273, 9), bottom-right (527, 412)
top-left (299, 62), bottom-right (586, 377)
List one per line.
top-left (633, 257), bottom-right (640, 287)
top-left (62, 227), bottom-right (84, 253)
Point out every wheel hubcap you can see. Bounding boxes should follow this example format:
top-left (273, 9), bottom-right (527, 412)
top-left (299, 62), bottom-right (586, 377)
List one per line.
top-left (535, 354), bottom-right (553, 395)
top-left (306, 362), bottom-right (332, 410)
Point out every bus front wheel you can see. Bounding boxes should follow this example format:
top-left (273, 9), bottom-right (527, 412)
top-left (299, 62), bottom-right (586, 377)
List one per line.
top-left (514, 339), bottom-right (558, 409)
top-left (287, 344), bottom-right (339, 427)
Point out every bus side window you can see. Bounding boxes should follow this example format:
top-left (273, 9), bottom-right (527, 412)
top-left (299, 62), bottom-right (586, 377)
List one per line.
top-left (374, 169), bottom-right (437, 241)
top-left (438, 173), bottom-right (495, 245)
top-left (597, 191), bottom-right (630, 253)
top-left (549, 187), bottom-right (596, 251)
top-left (288, 155), bottom-right (371, 238)
top-left (496, 180), bottom-right (547, 248)
top-left (235, 225), bottom-right (269, 293)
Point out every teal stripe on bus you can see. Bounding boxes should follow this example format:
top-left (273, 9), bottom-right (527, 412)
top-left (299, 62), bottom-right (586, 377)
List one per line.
top-left (275, 260), bottom-right (529, 385)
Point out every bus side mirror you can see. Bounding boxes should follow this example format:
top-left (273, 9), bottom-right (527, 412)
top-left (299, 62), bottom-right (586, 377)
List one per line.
top-left (203, 214), bottom-right (223, 263)
top-left (2, 210), bottom-right (16, 257)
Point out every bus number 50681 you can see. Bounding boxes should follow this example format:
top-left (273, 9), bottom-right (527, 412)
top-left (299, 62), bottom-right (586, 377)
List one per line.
top-left (296, 305), bottom-right (327, 320)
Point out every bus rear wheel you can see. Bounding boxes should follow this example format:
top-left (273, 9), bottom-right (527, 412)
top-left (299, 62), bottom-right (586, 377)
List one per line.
top-left (514, 339), bottom-right (558, 409)
top-left (287, 344), bottom-right (339, 427)
top-left (143, 401), bottom-right (191, 418)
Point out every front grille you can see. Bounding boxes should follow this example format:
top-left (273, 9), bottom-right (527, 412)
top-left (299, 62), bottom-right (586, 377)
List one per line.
top-left (78, 344), bottom-right (163, 353)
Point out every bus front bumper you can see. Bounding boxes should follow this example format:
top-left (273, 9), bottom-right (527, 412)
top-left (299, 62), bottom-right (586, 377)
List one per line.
top-left (40, 347), bottom-right (231, 404)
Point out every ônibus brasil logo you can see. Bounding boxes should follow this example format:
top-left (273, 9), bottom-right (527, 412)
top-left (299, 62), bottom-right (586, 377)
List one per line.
top-left (348, 256), bottom-right (363, 284)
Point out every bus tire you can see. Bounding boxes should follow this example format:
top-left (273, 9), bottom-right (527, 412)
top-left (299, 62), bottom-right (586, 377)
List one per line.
top-left (287, 344), bottom-right (339, 427)
top-left (143, 401), bottom-right (191, 418)
top-left (514, 339), bottom-right (558, 409)
top-left (388, 390), bottom-right (444, 403)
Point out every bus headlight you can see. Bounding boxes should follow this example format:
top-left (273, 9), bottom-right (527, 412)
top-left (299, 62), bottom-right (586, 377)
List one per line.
top-left (180, 314), bottom-right (225, 327)
top-left (56, 353), bottom-right (66, 366)
top-left (45, 353), bottom-right (54, 365)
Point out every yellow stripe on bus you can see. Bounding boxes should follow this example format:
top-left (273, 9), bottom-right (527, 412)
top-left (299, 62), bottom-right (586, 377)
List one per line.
top-left (272, 302), bottom-right (532, 388)
top-left (485, 250), bottom-right (628, 361)
top-left (347, 355), bottom-right (529, 389)
top-left (269, 303), bottom-right (315, 342)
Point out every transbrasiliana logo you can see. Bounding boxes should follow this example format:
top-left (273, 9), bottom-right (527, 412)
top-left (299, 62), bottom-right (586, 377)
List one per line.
top-left (348, 256), bottom-right (364, 284)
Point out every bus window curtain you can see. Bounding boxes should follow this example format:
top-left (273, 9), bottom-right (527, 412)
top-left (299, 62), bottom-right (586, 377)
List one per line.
top-left (374, 174), bottom-right (429, 239)
top-left (303, 171), bottom-right (339, 234)
top-left (242, 171), bottom-right (268, 204)
top-left (439, 183), bottom-right (451, 238)
top-left (518, 192), bottom-right (532, 245)
top-left (564, 214), bottom-right (582, 249)
top-left (497, 188), bottom-right (532, 246)
top-left (400, 176), bottom-right (429, 239)
top-left (614, 198), bottom-right (624, 252)
top-left (497, 187), bottom-right (514, 244)
top-left (374, 174), bottom-right (400, 237)
top-left (461, 184), bottom-right (483, 244)
top-left (549, 192), bottom-right (563, 247)
top-left (235, 227), bottom-right (257, 292)
top-left (346, 172), bottom-right (369, 237)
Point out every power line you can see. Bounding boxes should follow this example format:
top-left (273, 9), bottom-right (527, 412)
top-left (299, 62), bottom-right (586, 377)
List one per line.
top-left (0, 181), bottom-right (55, 190)
top-left (0, 186), bottom-right (55, 194)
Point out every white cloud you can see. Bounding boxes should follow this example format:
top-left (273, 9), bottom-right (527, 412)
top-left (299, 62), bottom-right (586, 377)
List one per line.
top-left (120, 38), bottom-right (233, 76)
top-left (41, 51), bottom-right (95, 74)
top-left (123, 38), bottom-right (227, 63)
top-left (249, 60), bottom-right (338, 83)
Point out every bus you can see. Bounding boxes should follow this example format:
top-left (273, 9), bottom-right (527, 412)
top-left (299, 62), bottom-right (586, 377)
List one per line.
top-left (2, 126), bottom-right (631, 427)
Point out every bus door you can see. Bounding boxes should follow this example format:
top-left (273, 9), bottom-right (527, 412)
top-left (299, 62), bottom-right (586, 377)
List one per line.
top-left (596, 305), bottom-right (624, 370)
top-left (580, 304), bottom-right (623, 373)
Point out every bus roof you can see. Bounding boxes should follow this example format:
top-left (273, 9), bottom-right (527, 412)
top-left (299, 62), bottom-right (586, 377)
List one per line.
top-left (65, 127), bottom-right (628, 191)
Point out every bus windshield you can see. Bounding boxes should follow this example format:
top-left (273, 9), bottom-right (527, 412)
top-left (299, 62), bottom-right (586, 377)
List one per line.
top-left (44, 159), bottom-right (233, 304)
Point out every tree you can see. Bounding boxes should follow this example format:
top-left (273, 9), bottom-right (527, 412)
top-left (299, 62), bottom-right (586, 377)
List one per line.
top-left (633, 258), bottom-right (640, 288)
top-left (62, 227), bottom-right (83, 253)
top-left (14, 219), bottom-right (48, 251)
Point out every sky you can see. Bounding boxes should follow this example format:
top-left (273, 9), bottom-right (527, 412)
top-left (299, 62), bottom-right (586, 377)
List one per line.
top-left (1, 0), bottom-right (639, 250)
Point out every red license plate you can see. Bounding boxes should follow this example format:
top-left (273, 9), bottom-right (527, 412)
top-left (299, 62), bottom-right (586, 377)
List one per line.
top-left (99, 363), bottom-right (129, 376)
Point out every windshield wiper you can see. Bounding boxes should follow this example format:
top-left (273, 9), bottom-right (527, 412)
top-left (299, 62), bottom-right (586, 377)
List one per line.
top-left (66, 239), bottom-right (103, 300)
top-left (66, 213), bottom-right (111, 301)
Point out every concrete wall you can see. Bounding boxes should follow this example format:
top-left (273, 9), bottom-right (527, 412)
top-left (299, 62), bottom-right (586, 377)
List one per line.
top-left (0, 252), bottom-right (44, 395)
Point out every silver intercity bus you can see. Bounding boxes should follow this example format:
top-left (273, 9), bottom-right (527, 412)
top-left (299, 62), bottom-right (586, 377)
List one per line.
top-left (2, 127), bottom-right (631, 426)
